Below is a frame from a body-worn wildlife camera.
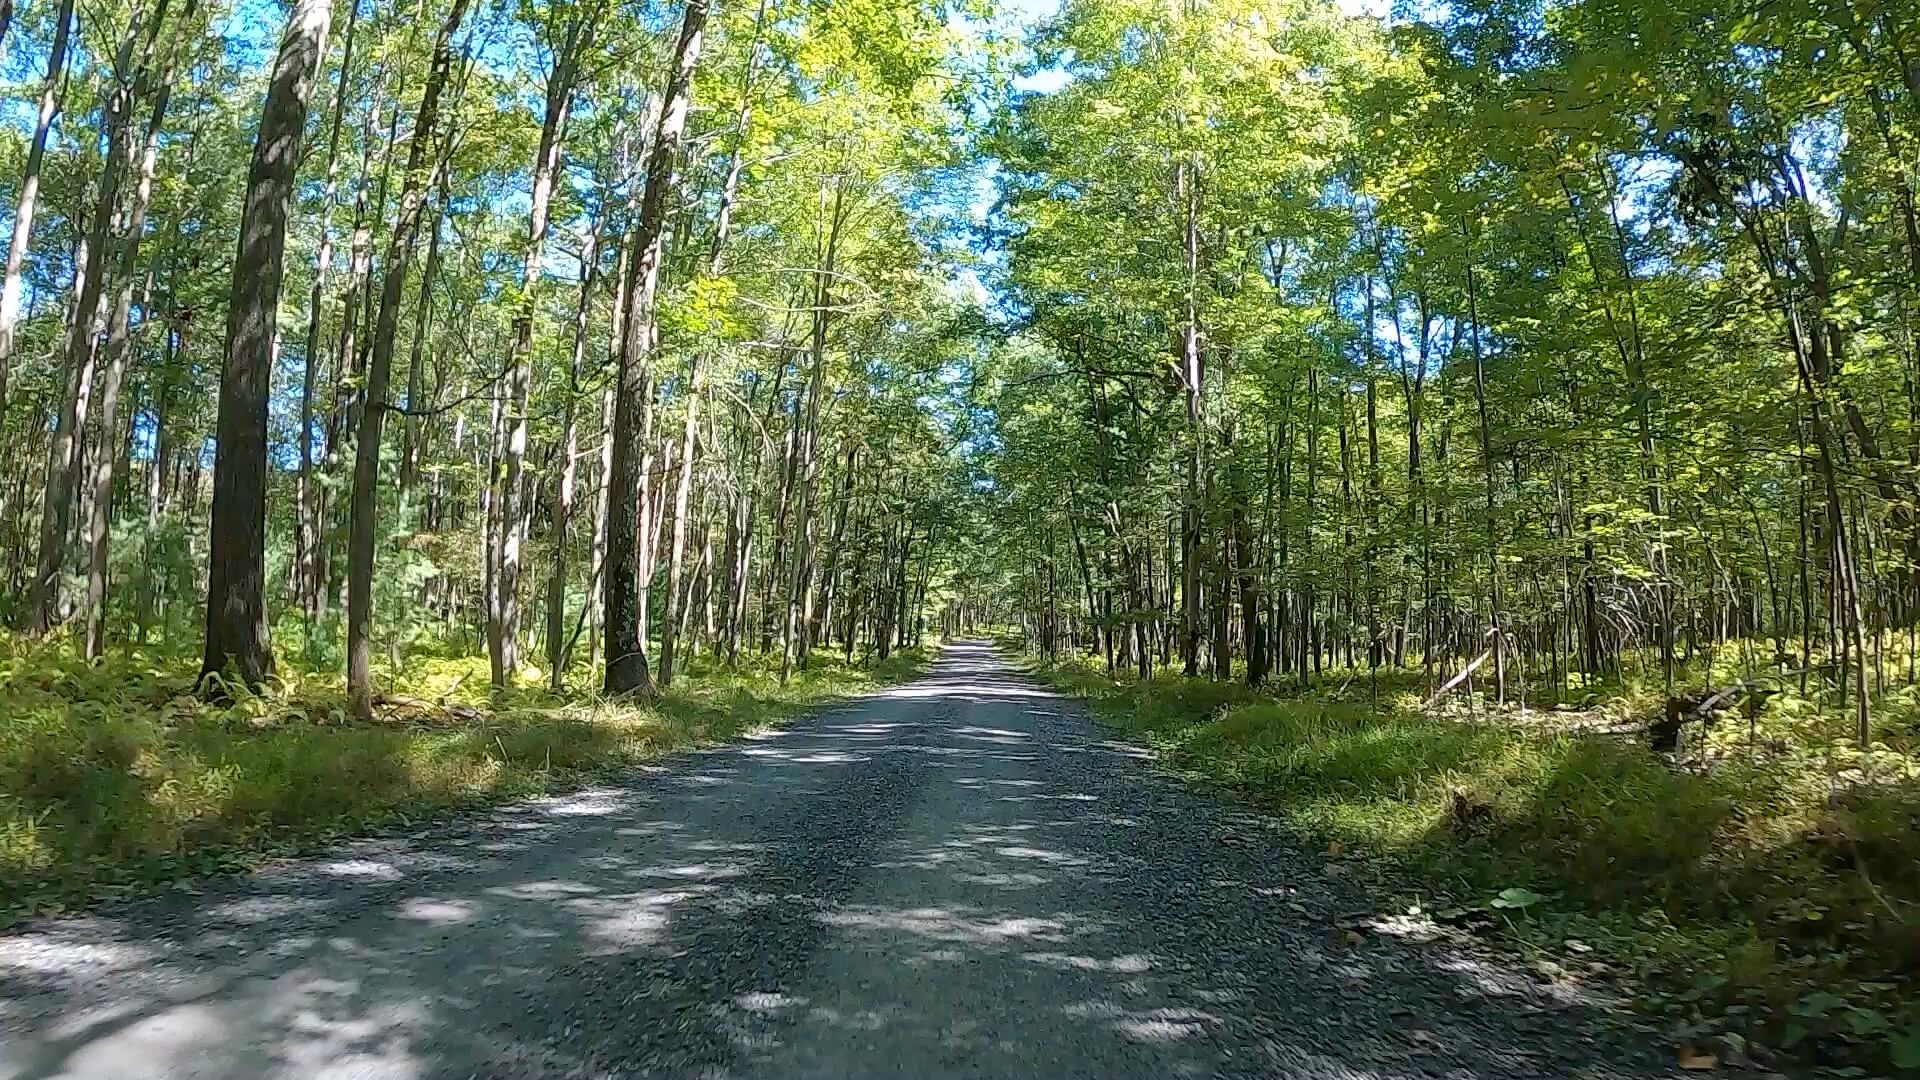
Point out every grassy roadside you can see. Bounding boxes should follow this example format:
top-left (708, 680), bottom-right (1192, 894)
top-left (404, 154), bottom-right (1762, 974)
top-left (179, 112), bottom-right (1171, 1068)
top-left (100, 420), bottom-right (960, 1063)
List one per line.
top-left (0, 635), bottom-right (934, 920)
top-left (1006, 639), bottom-right (1920, 1075)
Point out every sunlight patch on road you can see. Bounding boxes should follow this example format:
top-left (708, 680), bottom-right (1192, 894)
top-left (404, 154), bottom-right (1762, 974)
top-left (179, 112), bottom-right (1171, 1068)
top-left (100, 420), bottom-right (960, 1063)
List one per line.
top-left (953, 726), bottom-right (1030, 739)
top-left (632, 862), bottom-right (752, 880)
top-left (994, 844), bottom-right (1089, 867)
top-left (1023, 951), bottom-right (1154, 974)
top-left (736, 991), bottom-right (807, 1014)
top-left (819, 906), bottom-right (1080, 946)
top-left (49, 1003), bottom-right (232, 1078)
top-left (0, 937), bottom-right (147, 976)
top-left (952, 871), bottom-right (1050, 887)
top-left (534, 790), bottom-right (627, 816)
top-left (1434, 954), bottom-right (1527, 994)
top-left (487, 879), bottom-right (598, 900)
top-left (740, 748), bottom-right (868, 764)
top-left (395, 898), bottom-right (477, 924)
top-left (833, 722), bottom-right (908, 735)
top-left (880, 683), bottom-right (1060, 700)
top-left (1063, 1001), bottom-right (1219, 1042)
top-left (205, 894), bottom-right (333, 924)
top-left (317, 858), bottom-right (405, 880)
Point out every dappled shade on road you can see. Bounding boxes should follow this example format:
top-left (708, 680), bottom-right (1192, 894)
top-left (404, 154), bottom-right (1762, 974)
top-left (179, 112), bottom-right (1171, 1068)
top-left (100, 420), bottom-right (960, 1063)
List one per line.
top-left (0, 643), bottom-right (1676, 1079)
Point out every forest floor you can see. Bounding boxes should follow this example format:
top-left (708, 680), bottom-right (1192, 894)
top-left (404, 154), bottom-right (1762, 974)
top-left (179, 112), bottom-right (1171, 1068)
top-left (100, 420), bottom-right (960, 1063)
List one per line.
top-left (1012, 640), bottom-right (1920, 1077)
top-left (0, 641), bottom-right (1688, 1079)
top-left (0, 632), bottom-right (933, 921)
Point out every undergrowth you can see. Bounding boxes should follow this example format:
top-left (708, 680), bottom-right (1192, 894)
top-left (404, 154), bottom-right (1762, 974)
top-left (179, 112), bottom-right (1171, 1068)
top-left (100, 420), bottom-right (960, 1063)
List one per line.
top-left (0, 634), bottom-right (932, 919)
top-left (1012, 638), bottom-right (1920, 1075)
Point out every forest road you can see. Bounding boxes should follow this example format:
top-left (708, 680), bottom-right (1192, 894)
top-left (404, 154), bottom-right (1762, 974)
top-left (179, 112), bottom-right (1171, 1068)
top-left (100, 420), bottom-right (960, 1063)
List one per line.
top-left (0, 641), bottom-right (1684, 1079)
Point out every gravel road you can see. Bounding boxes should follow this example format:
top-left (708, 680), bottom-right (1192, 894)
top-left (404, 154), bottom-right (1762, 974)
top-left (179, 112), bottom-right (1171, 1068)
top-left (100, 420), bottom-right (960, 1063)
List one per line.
top-left (0, 641), bottom-right (1684, 1079)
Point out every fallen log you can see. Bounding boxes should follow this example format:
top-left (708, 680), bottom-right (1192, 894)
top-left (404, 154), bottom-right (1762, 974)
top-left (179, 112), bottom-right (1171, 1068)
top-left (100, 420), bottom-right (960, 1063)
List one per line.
top-left (1420, 646), bottom-right (1493, 712)
top-left (372, 693), bottom-right (485, 725)
top-left (1649, 681), bottom-right (1778, 752)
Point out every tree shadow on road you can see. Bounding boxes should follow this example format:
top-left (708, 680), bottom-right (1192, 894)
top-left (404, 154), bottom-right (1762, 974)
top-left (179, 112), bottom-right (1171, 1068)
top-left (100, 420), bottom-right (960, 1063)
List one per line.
top-left (0, 644), bottom-right (1681, 1079)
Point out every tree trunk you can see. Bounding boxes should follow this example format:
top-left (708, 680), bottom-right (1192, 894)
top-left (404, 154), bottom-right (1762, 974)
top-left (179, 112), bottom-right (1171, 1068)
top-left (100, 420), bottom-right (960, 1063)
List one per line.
top-left (660, 6), bottom-right (759, 684)
top-left (492, 13), bottom-right (593, 693)
top-left (398, 162), bottom-right (451, 503)
top-left (547, 219), bottom-right (600, 690)
top-left (295, 0), bottom-right (358, 648)
top-left (0, 0), bottom-right (76, 413)
top-left (86, 54), bottom-right (181, 659)
top-left (780, 181), bottom-right (847, 682)
top-left (200, 0), bottom-right (333, 688)
top-left (344, 0), bottom-right (469, 718)
top-left (1177, 155), bottom-right (1203, 677)
top-left (604, 0), bottom-right (710, 697)
top-left (1464, 217), bottom-right (1504, 704)
top-left (34, 2), bottom-right (177, 636)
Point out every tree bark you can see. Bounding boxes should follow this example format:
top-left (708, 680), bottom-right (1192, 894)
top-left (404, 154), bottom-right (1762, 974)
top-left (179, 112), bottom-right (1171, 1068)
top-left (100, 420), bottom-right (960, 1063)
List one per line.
top-left (1177, 155), bottom-right (1203, 677)
top-left (200, 0), bottom-right (333, 688)
top-left (604, 0), bottom-right (710, 697)
top-left (295, 0), bottom-right (358, 646)
top-left (547, 218), bottom-right (600, 690)
top-left (492, 9), bottom-right (595, 692)
top-left (33, 2), bottom-right (175, 636)
top-left (86, 44), bottom-right (182, 659)
top-left (780, 181), bottom-right (847, 682)
top-left (1463, 216), bottom-right (1504, 704)
top-left (0, 0), bottom-right (75, 413)
top-left (344, 0), bottom-right (469, 717)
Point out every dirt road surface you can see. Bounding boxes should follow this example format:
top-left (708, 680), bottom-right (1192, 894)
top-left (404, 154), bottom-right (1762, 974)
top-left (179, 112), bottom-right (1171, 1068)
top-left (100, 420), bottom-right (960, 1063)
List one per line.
top-left (0, 641), bottom-right (1679, 1079)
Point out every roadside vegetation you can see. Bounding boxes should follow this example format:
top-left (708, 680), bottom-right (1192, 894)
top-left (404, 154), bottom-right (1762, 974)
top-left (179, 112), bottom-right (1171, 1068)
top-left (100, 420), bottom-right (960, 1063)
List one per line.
top-left (1006, 636), bottom-right (1920, 1075)
top-left (0, 634), bottom-right (932, 919)
top-left (0, 0), bottom-right (968, 925)
top-left (967, 0), bottom-right (1920, 1073)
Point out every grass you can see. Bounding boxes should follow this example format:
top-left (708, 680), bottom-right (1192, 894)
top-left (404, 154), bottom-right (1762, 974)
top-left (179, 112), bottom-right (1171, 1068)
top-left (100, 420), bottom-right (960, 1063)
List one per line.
top-left (0, 633), bottom-right (933, 919)
top-left (1012, 639), bottom-right (1920, 1074)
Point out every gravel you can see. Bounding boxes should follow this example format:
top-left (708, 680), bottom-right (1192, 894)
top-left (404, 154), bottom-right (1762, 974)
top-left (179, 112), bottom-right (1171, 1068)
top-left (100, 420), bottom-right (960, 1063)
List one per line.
top-left (0, 641), bottom-right (1687, 1079)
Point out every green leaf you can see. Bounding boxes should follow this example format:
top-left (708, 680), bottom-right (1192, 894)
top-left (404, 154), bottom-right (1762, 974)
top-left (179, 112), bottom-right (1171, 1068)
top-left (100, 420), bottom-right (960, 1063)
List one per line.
top-left (1846, 1008), bottom-right (1888, 1036)
top-left (1789, 991), bottom-right (1847, 1018)
top-left (1887, 1029), bottom-right (1920, 1071)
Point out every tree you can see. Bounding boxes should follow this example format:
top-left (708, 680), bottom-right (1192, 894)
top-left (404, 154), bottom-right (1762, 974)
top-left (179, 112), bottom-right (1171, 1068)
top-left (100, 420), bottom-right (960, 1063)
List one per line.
top-left (603, 0), bottom-right (710, 697)
top-left (489, 0), bottom-right (602, 693)
top-left (344, 0), bottom-right (471, 718)
top-left (201, 0), bottom-right (336, 687)
top-left (0, 0), bottom-right (75, 414)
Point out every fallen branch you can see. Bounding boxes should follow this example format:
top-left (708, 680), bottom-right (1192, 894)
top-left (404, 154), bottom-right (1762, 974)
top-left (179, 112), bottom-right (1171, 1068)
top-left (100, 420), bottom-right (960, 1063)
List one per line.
top-left (372, 693), bottom-right (484, 725)
top-left (1420, 646), bottom-right (1493, 712)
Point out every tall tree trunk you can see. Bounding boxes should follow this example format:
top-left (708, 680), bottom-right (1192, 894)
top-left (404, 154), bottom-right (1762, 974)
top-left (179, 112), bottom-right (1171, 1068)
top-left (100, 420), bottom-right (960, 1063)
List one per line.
top-left (0, 0), bottom-right (76, 413)
top-left (586, 204), bottom-right (632, 670)
top-left (604, 0), bottom-right (710, 697)
top-left (200, 0), bottom-right (334, 687)
top-left (1177, 155), bottom-right (1203, 677)
top-left (31, 3), bottom-right (171, 637)
top-left (86, 48), bottom-right (182, 659)
top-left (1464, 216), bottom-right (1504, 704)
top-left (344, 0), bottom-right (469, 718)
top-left (658, 371), bottom-right (700, 685)
top-left (492, 10), bottom-right (594, 693)
top-left (659, 11), bottom-right (759, 684)
top-left (780, 181), bottom-right (847, 682)
top-left (398, 143), bottom-right (458, 508)
top-left (295, 0), bottom-right (358, 648)
top-left (547, 218), bottom-right (600, 690)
